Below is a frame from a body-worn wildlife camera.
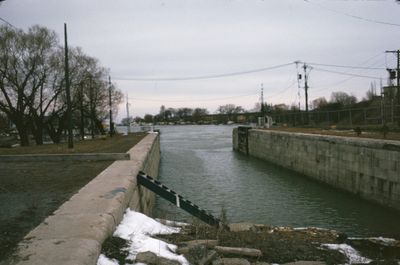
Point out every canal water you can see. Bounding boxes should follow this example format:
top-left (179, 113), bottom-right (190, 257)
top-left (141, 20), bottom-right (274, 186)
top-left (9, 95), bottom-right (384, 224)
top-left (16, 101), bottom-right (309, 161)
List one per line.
top-left (153, 125), bottom-right (400, 238)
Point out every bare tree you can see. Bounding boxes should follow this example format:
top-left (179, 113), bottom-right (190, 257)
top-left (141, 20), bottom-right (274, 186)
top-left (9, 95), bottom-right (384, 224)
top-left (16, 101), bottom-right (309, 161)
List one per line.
top-left (330, 91), bottom-right (357, 107)
top-left (0, 25), bottom-right (57, 145)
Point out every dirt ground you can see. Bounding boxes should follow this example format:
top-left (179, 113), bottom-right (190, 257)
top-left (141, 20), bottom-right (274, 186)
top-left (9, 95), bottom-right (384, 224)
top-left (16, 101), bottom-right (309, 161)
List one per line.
top-left (0, 133), bottom-right (146, 262)
top-left (156, 224), bottom-right (400, 265)
top-left (264, 127), bottom-right (400, 141)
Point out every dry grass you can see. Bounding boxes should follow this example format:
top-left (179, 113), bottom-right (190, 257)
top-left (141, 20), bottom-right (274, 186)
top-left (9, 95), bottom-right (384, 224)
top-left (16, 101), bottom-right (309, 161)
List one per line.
top-left (0, 133), bottom-right (147, 155)
top-left (0, 133), bottom-right (146, 262)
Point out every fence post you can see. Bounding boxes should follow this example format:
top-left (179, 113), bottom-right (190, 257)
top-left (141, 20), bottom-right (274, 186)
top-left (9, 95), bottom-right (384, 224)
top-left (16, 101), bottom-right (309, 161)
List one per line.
top-left (349, 110), bottom-right (353, 127)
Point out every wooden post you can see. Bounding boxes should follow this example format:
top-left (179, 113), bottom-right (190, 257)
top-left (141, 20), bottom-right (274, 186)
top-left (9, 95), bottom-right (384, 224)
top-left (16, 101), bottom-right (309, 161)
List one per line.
top-left (64, 23), bottom-right (73, 148)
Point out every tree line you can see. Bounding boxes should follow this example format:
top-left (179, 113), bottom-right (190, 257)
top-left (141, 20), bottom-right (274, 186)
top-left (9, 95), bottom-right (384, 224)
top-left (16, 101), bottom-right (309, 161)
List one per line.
top-left (0, 25), bottom-right (123, 146)
top-left (120, 89), bottom-right (382, 125)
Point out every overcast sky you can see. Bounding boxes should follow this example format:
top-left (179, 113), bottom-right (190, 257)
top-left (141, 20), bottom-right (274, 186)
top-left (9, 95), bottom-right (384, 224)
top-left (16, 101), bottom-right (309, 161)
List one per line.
top-left (1, 0), bottom-right (399, 119)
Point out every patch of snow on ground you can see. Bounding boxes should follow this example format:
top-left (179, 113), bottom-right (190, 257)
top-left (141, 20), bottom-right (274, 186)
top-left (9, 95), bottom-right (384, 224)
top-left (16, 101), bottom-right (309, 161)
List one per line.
top-left (348, 236), bottom-right (399, 247)
top-left (97, 210), bottom-right (188, 265)
top-left (155, 218), bottom-right (189, 227)
top-left (97, 254), bottom-right (119, 265)
top-left (114, 210), bottom-right (180, 239)
top-left (322, 243), bottom-right (372, 264)
top-left (369, 237), bottom-right (398, 246)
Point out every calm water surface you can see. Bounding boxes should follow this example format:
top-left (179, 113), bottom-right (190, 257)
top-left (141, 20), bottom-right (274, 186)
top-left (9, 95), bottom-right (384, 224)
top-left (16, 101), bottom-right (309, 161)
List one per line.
top-left (154, 125), bottom-right (400, 238)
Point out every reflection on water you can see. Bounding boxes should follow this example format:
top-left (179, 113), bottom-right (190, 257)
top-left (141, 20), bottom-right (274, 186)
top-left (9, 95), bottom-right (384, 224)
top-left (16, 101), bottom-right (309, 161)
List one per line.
top-left (154, 125), bottom-right (400, 238)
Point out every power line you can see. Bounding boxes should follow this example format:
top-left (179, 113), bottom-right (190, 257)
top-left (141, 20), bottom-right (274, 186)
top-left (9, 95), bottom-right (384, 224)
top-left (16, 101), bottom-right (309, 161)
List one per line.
top-left (312, 67), bottom-right (382, 80)
top-left (308, 52), bottom-right (385, 90)
top-left (128, 93), bottom-right (258, 103)
top-left (268, 79), bottom-right (297, 99)
top-left (0, 16), bottom-right (17, 28)
top-left (304, 0), bottom-right (400, 27)
top-left (114, 62), bottom-right (294, 81)
top-left (305, 62), bottom-right (385, 70)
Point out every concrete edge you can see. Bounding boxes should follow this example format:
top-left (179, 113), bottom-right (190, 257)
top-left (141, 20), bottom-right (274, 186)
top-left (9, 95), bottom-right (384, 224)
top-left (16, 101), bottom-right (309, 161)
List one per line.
top-left (250, 129), bottom-right (400, 151)
top-left (0, 153), bottom-right (130, 162)
top-left (8, 133), bottom-right (160, 265)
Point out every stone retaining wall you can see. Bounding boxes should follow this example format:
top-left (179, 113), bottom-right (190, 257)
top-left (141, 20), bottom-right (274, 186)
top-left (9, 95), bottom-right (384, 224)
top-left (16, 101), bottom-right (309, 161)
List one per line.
top-left (8, 133), bottom-right (160, 265)
top-left (233, 128), bottom-right (400, 211)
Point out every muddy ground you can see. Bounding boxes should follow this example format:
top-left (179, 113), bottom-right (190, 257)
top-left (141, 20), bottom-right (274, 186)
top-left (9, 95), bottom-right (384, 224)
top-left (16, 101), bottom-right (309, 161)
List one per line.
top-left (0, 133), bottom-right (146, 262)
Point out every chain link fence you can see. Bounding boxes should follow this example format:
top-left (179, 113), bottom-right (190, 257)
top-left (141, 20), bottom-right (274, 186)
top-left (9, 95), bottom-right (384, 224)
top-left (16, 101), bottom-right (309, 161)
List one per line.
top-left (270, 103), bottom-right (400, 128)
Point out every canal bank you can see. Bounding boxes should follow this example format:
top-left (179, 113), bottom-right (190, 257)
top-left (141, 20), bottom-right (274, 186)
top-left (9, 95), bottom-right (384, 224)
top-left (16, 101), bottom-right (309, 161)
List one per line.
top-left (155, 125), bottom-right (400, 238)
top-left (5, 133), bottom-right (160, 265)
top-left (233, 128), bottom-right (400, 211)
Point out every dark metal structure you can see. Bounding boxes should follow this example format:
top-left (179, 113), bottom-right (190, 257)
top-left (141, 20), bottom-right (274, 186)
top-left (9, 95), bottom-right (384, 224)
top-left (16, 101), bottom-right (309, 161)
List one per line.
top-left (137, 171), bottom-right (221, 227)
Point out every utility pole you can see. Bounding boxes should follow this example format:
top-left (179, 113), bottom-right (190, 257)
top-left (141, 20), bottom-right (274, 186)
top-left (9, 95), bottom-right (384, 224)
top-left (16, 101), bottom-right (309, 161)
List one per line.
top-left (64, 23), bottom-right (73, 148)
top-left (126, 94), bottom-right (131, 134)
top-left (108, 76), bottom-right (114, 137)
top-left (89, 76), bottom-right (95, 139)
top-left (79, 81), bottom-right (85, 140)
top-left (260, 83), bottom-right (265, 116)
top-left (386, 50), bottom-right (400, 126)
top-left (303, 63), bottom-right (310, 125)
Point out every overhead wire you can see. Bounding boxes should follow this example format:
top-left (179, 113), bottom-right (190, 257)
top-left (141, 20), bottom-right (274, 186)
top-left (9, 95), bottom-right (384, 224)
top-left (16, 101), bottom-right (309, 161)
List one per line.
top-left (113, 62), bottom-right (294, 81)
top-left (267, 79), bottom-right (297, 99)
top-left (303, 0), bottom-right (400, 27)
top-left (312, 67), bottom-right (382, 80)
top-left (304, 62), bottom-right (384, 70)
top-left (128, 92), bottom-right (259, 103)
top-left (309, 52), bottom-right (385, 90)
top-left (0, 16), bottom-right (17, 28)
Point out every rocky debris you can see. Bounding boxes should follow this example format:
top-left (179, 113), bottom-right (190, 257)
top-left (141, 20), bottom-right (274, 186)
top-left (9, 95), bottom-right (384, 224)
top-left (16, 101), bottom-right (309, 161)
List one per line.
top-left (185, 245), bottom-right (218, 265)
top-left (199, 250), bottom-right (218, 265)
top-left (213, 258), bottom-right (251, 265)
top-left (181, 239), bottom-right (219, 248)
top-left (347, 237), bottom-right (400, 261)
top-left (154, 221), bottom-right (400, 265)
top-left (135, 251), bottom-right (181, 265)
top-left (251, 262), bottom-right (271, 265)
top-left (282, 260), bottom-right (326, 265)
top-left (177, 239), bottom-right (218, 255)
top-left (229, 223), bottom-right (272, 233)
top-left (214, 246), bottom-right (262, 257)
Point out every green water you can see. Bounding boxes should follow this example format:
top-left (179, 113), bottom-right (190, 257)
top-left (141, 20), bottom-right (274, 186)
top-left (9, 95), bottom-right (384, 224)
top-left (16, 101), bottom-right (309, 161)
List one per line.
top-left (154, 125), bottom-right (400, 238)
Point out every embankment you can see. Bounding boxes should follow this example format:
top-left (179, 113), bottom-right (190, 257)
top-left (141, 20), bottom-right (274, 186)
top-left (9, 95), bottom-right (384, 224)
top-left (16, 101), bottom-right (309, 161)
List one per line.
top-left (7, 133), bottom-right (160, 265)
top-left (233, 128), bottom-right (400, 211)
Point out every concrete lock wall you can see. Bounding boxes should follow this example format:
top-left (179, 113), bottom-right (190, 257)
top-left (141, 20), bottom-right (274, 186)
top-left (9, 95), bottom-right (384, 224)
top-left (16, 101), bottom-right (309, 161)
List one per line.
top-left (8, 133), bottom-right (160, 265)
top-left (233, 128), bottom-right (400, 211)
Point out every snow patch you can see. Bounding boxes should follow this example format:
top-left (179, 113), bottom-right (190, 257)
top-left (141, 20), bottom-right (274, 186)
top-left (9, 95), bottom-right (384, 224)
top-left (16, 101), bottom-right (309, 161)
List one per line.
top-left (322, 243), bottom-right (372, 264)
top-left (155, 218), bottom-right (189, 227)
top-left (348, 236), bottom-right (399, 247)
top-left (97, 210), bottom-right (188, 265)
top-left (114, 210), bottom-right (180, 239)
top-left (97, 254), bottom-right (119, 265)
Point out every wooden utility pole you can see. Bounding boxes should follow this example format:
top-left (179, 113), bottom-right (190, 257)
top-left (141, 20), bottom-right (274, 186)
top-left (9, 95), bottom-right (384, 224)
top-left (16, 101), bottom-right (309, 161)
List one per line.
top-left (79, 82), bottom-right (85, 140)
top-left (386, 50), bottom-right (400, 126)
top-left (126, 93), bottom-right (131, 134)
top-left (303, 63), bottom-right (310, 125)
top-left (108, 76), bottom-right (114, 137)
top-left (64, 23), bottom-right (73, 148)
top-left (89, 76), bottom-right (95, 139)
